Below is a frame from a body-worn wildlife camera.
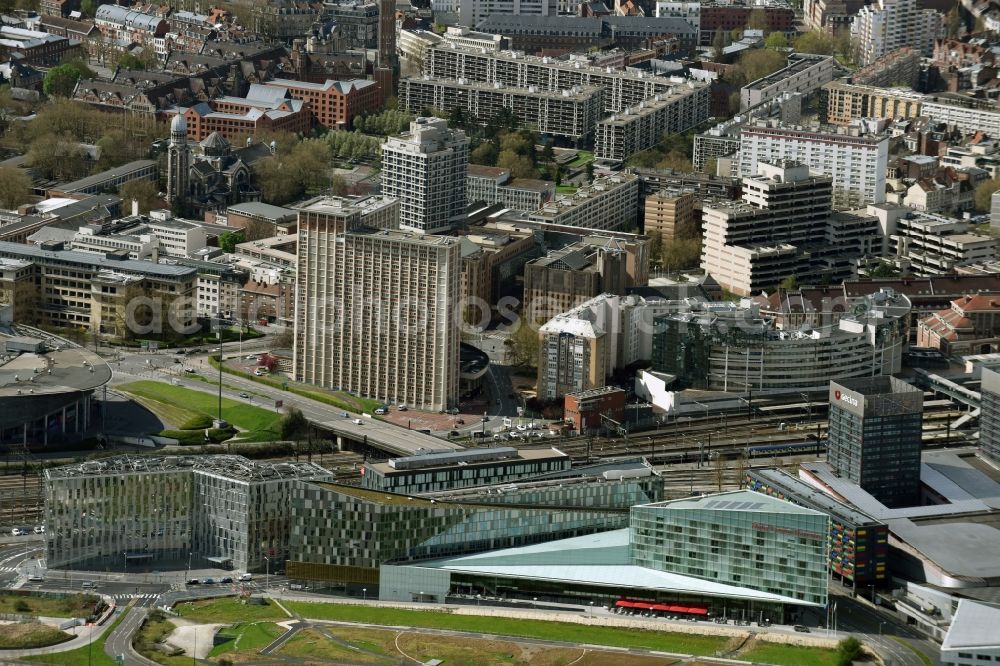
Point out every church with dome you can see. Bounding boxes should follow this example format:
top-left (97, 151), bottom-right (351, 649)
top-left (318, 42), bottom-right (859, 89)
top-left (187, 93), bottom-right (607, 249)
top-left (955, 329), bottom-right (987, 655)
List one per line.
top-left (166, 114), bottom-right (275, 218)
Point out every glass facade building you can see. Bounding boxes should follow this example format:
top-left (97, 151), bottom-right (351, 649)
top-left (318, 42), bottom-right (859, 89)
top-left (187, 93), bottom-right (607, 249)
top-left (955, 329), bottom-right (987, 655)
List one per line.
top-left (44, 456), bottom-right (330, 572)
top-left (827, 376), bottom-right (923, 508)
top-left (287, 481), bottom-right (627, 584)
top-left (981, 367), bottom-right (1000, 467)
top-left (630, 491), bottom-right (829, 606)
top-left (746, 468), bottom-right (888, 586)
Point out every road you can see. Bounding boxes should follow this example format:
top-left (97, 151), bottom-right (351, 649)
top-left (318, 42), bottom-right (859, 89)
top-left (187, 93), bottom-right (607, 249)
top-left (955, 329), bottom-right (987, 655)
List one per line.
top-left (831, 587), bottom-right (941, 666)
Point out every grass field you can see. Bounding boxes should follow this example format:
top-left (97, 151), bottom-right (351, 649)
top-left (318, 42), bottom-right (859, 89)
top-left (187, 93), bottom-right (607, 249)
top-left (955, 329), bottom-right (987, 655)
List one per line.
top-left (0, 592), bottom-right (100, 619)
top-left (25, 607), bottom-right (128, 666)
top-left (739, 641), bottom-right (840, 666)
top-left (209, 621), bottom-right (284, 656)
top-left (280, 628), bottom-right (387, 664)
top-left (0, 622), bottom-right (71, 649)
top-left (282, 602), bottom-right (728, 656)
top-left (173, 597), bottom-right (288, 624)
top-left (118, 381), bottom-right (282, 440)
top-left (555, 184), bottom-right (578, 194)
top-left (566, 150), bottom-right (594, 168)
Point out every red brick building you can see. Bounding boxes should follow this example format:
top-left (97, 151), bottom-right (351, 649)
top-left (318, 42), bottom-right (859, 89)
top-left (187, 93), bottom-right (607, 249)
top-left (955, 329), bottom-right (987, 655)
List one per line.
top-left (700, 5), bottom-right (795, 45)
top-left (917, 294), bottom-right (1000, 356)
top-left (564, 386), bottom-right (626, 433)
top-left (261, 78), bottom-right (380, 129)
top-left (166, 84), bottom-right (312, 141)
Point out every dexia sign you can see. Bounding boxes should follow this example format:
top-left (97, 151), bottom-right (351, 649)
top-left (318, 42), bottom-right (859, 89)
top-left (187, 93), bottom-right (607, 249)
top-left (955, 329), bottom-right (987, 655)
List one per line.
top-left (834, 389), bottom-right (859, 408)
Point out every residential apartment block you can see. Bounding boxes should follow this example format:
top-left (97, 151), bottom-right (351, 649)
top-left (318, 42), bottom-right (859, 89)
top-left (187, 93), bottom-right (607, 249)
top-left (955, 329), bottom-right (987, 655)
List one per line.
top-left (595, 82), bottom-right (711, 162)
top-left (740, 54), bottom-right (835, 111)
top-left (399, 77), bottom-right (603, 141)
top-left (459, 0), bottom-right (556, 33)
top-left (643, 188), bottom-right (696, 246)
top-left (423, 44), bottom-right (680, 114)
top-left (293, 196), bottom-right (460, 411)
top-left (851, 0), bottom-right (942, 66)
top-left (381, 118), bottom-right (468, 234)
top-left (981, 367), bottom-right (1000, 467)
top-left (868, 205), bottom-right (999, 275)
top-left (921, 97), bottom-right (1000, 137)
top-left (739, 121), bottom-right (889, 207)
top-left (821, 82), bottom-right (924, 126)
top-left (528, 173), bottom-right (640, 232)
top-left (94, 5), bottom-right (168, 47)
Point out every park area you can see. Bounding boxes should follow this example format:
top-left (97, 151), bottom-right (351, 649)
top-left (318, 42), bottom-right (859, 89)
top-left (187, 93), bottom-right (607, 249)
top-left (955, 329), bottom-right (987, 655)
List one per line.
top-left (117, 380), bottom-right (283, 443)
top-left (157, 597), bottom-right (844, 666)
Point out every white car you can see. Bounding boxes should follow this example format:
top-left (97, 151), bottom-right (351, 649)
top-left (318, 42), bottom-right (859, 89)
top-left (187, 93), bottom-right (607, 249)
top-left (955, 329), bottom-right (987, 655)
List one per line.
top-left (238, 573), bottom-right (252, 582)
top-left (10, 528), bottom-right (22, 536)
top-left (516, 425), bottom-right (528, 431)
top-left (32, 526), bottom-right (43, 535)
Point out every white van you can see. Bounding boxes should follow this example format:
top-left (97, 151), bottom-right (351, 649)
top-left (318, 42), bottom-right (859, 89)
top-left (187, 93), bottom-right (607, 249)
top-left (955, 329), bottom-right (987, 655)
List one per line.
top-left (10, 528), bottom-right (22, 536)
top-left (353, 419), bottom-right (363, 425)
top-left (238, 573), bottom-right (252, 582)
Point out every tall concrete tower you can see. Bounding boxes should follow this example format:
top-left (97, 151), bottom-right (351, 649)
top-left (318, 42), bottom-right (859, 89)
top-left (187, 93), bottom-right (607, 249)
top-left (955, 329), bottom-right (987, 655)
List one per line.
top-left (375, 0), bottom-right (396, 103)
top-left (166, 114), bottom-right (190, 207)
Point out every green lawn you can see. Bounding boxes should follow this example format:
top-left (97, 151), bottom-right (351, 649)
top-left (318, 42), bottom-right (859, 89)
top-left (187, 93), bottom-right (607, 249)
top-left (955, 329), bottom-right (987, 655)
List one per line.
top-left (172, 597), bottom-right (288, 624)
top-left (566, 150), bottom-right (594, 168)
top-left (0, 623), bottom-right (71, 649)
top-left (282, 602), bottom-right (726, 656)
top-left (209, 621), bottom-right (285, 656)
top-left (556, 185), bottom-right (578, 194)
top-left (0, 592), bottom-right (101, 618)
top-left (25, 607), bottom-right (128, 666)
top-left (740, 642), bottom-right (839, 666)
top-left (118, 381), bottom-right (282, 440)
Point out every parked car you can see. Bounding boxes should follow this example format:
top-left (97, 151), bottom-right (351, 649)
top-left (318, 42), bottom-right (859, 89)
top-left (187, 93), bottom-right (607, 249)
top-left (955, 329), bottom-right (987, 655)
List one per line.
top-left (794, 625), bottom-right (810, 633)
top-left (220, 576), bottom-right (233, 584)
top-left (201, 577), bottom-right (215, 584)
top-left (374, 407), bottom-right (388, 415)
top-left (10, 528), bottom-right (22, 536)
top-left (32, 526), bottom-right (43, 534)
top-left (187, 579), bottom-right (200, 585)
top-left (397, 404), bottom-right (407, 411)
top-left (184, 368), bottom-right (196, 373)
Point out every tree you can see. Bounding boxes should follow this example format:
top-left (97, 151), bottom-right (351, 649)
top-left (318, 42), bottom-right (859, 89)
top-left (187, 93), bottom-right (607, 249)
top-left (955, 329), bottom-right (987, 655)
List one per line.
top-left (0, 166), bottom-right (30, 209)
top-left (663, 238), bottom-right (702, 271)
top-left (117, 53), bottom-right (147, 71)
top-left (836, 637), bottom-right (863, 666)
top-left (43, 63), bottom-right (87, 97)
top-left (736, 49), bottom-right (786, 84)
top-left (794, 30), bottom-right (837, 55)
top-left (945, 5), bottom-right (963, 38)
top-left (280, 407), bottom-right (309, 460)
top-left (746, 7), bottom-right (769, 32)
top-left (24, 134), bottom-right (89, 181)
top-left (119, 179), bottom-right (160, 215)
top-left (712, 30), bottom-right (730, 61)
top-left (656, 152), bottom-right (693, 172)
top-left (497, 150), bottom-right (537, 179)
top-left (507, 319), bottom-right (540, 368)
top-left (648, 232), bottom-right (664, 268)
top-left (331, 175), bottom-right (348, 196)
top-left (470, 141), bottom-right (498, 167)
top-left (258, 353), bottom-right (279, 371)
top-left (869, 261), bottom-right (899, 278)
top-left (779, 275), bottom-right (798, 290)
top-left (764, 32), bottom-right (788, 49)
top-left (704, 157), bottom-right (719, 176)
top-left (79, 0), bottom-right (95, 15)
top-left (218, 230), bottom-right (245, 253)
top-left (974, 176), bottom-right (1000, 211)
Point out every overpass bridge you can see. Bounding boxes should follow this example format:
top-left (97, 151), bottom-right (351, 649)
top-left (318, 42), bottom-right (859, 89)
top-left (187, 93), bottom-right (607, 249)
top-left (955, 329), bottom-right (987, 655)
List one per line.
top-left (313, 415), bottom-right (464, 459)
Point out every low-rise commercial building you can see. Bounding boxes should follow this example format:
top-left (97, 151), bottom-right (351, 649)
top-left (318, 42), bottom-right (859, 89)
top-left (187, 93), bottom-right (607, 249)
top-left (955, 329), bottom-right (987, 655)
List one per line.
top-left (400, 77), bottom-right (603, 141)
top-left (564, 386), bottom-right (625, 433)
top-left (261, 78), bottom-right (380, 130)
top-left (50, 160), bottom-right (157, 197)
top-left (466, 165), bottom-right (554, 212)
top-left (941, 600), bottom-right (1000, 666)
top-left (166, 86), bottom-right (312, 141)
top-left (362, 448), bottom-right (571, 495)
top-left (45, 455), bottom-right (331, 571)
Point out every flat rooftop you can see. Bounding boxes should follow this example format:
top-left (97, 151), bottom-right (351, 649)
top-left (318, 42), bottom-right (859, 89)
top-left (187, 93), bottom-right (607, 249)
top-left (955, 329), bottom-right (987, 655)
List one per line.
top-left (313, 416), bottom-right (464, 457)
top-left (639, 489), bottom-right (825, 517)
top-left (369, 447), bottom-right (566, 475)
top-left (747, 468), bottom-right (881, 527)
top-left (942, 600), bottom-right (1000, 652)
top-left (0, 334), bottom-right (111, 398)
top-left (45, 454), bottom-right (330, 482)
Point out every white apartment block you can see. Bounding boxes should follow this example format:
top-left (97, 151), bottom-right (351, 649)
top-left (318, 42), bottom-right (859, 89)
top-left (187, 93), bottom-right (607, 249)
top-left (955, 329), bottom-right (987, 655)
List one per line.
top-left (398, 77), bottom-right (603, 141)
top-left (467, 165), bottom-right (554, 212)
top-left (293, 197), bottom-right (460, 412)
top-left (739, 121), bottom-right (889, 208)
top-left (528, 173), bottom-right (640, 232)
top-left (878, 208), bottom-right (998, 275)
top-left (458, 0), bottom-right (556, 31)
top-left (921, 99), bottom-right (1000, 138)
top-left (595, 82), bottom-right (711, 162)
top-left (381, 117), bottom-right (469, 234)
top-left (442, 25), bottom-right (505, 50)
top-left (655, 1), bottom-right (701, 32)
top-left (144, 212), bottom-right (207, 257)
top-left (740, 54), bottom-right (835, 111)
top-left (851, 0), bottom-right (942, 66)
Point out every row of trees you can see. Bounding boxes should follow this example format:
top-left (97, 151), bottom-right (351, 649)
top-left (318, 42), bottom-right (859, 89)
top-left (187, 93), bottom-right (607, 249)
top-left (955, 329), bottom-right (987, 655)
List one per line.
top-left (324, 130), bottom-right (383, 163)
top-left (352, 108), bottom-right (414, 136)
top-left (254, 138), bottom-right (332, 205)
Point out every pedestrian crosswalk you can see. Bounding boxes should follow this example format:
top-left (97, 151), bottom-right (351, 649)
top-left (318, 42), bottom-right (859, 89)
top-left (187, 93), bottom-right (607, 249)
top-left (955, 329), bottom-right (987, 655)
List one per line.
top-left (0, 566), bottom-right (18, 573)
top-left (112, 593), bottom-right (158, 601)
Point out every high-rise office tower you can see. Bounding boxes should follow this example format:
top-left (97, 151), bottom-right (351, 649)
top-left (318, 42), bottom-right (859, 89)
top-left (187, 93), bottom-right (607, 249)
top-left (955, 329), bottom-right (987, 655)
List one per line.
top-left (981, 367), bottom-right (1000, 466)
top-left (166, 114), bottom-right (190, 206)
top-left (293, 196), bottom-right (460, 411)
top-left (828, 376), bottom-right (923, 508)
top-left (381, 118), bottom-right (469, 234)
top-left (375, 0), bottom-right (396, 103)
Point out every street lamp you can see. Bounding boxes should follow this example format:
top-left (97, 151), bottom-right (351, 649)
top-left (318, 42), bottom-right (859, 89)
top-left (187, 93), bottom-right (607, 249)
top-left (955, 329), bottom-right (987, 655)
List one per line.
top-left (533, 597), bottom-right (537, 609)
top-left (879, 621), bottom-right (886, 638)
top-left (187, 551), bottom-right (192, 581)
top-left (264, 556), bottom-right (269, 593)
top-left (590, 601), bottom-right (594, 616)
top-left (362, 587), bottom-right (367, 602)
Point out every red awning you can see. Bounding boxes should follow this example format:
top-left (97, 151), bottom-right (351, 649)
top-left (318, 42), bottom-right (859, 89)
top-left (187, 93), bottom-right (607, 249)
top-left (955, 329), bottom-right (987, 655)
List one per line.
top-left (650, 604), bottom-right (672, 612)
top-left (686, 606), bottom-right (709, 616)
